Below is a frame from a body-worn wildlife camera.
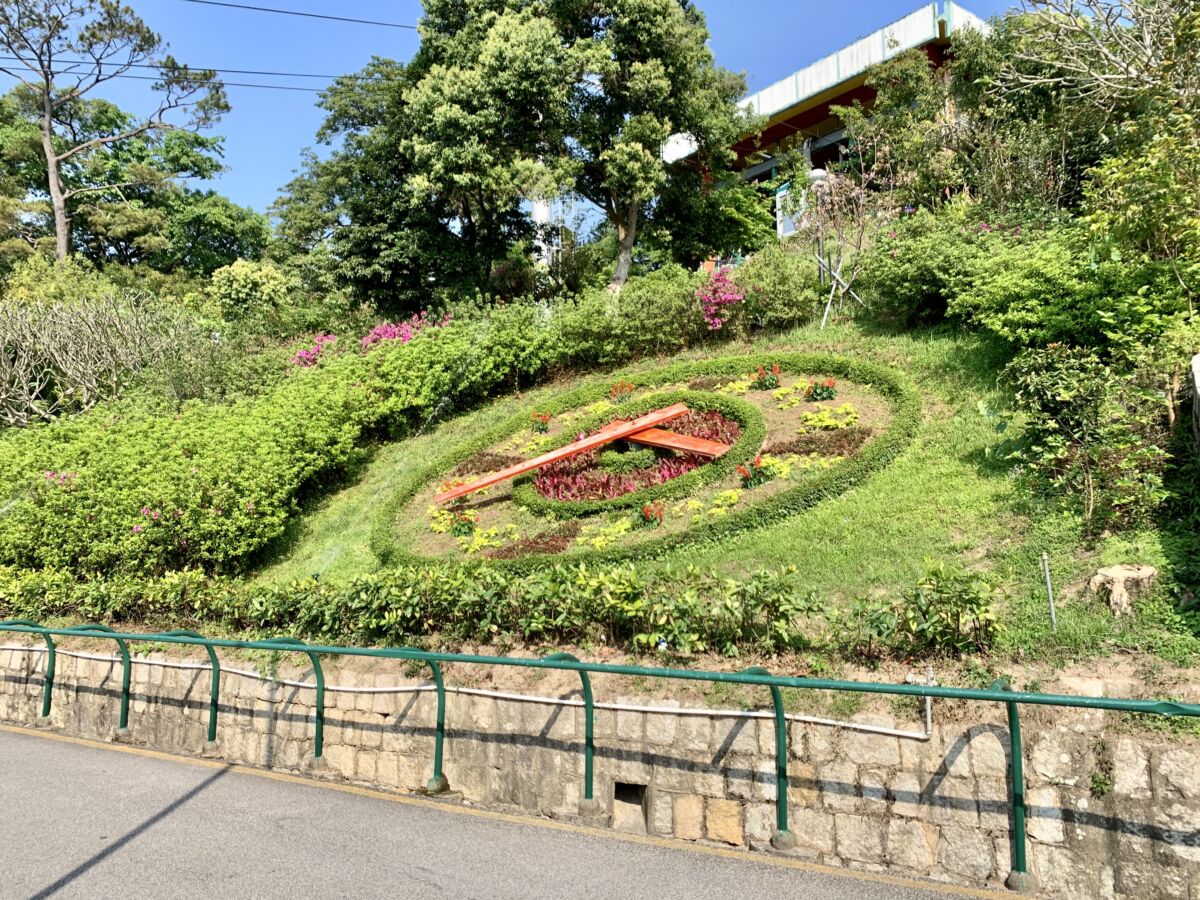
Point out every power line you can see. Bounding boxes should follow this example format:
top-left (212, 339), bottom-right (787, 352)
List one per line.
top-left (178, 0), bottom-right (417, 29)
top-left (0, 54), bottom-right (355, 81)
top-left (0, 67), bottom-right (327, 92)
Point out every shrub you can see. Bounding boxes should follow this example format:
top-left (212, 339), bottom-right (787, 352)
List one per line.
top-left (1, 255), bottom-right (118, 307)
top-left (860, 204), bottom-right (990, 326)
top-left (0, 288), bottom-right (195, 426)
top-left (0, 315), bottom-right (558, 577)
top-left (832, 564), bottom-right (1003, 659)
top-left (731, 242), bottom-right (819, 330)
top-left (209, 260), bottom-right (292, 323)
top-left (1004, 344), bottom-right (1169, 534)
top-left (951, 225), bottom-right (1188, 355)
top-left (695, 267), bottom-right (743, 331)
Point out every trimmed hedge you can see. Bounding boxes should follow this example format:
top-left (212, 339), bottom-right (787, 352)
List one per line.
top-left (371, 352), bottom-right (922, 572)
top-left (509, 390), bottom-right (765, 519)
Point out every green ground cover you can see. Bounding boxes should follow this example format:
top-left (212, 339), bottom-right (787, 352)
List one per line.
top-left (256, 323), bottom-right (1012, 596)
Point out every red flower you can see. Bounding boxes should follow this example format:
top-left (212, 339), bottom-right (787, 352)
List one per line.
top-left (737, 464), bottom-right (750, 479)
top-left (772, 363), bottom-right (781, 376)
top-left (753, 454), bottom-right (762, 467)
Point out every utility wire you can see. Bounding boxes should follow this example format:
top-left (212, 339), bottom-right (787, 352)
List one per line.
top-left (178, 0), bottom-right (417, 29)
top-left (0, 67), bottom-right (327, 92)
top-left (0, 54), bottom-right (352, 81)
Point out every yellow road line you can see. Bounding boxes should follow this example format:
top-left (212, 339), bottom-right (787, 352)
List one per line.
top-left (0, 722), bottom-right (1006, 899)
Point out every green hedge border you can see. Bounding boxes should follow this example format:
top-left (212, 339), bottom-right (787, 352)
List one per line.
top-left (509, 390), bottom-right (765, 519)
top-left (371, 352), bottom-right (922, 573)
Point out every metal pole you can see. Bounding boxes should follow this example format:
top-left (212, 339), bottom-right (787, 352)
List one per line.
top-left (1041, 551), bottom-right (1057, 633)
top-left (994, 679), bottom-right (1037, 893)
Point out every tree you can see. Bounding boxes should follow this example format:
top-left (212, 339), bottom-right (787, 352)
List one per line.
top-left (272, 58), bottom-right (525, 312)
top-left (551, 0), bottom-right (749, 289)
top-left (0, 0), bottom-right (228, 259)
top-left (407, 0), bottom-right (751, 290)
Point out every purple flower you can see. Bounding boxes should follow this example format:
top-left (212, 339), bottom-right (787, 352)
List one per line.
top-left (695, 268), bottom-right (744, 331)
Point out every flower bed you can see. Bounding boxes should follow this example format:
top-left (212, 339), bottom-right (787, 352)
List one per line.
top-left (371, 353), bottom-right (920, 569)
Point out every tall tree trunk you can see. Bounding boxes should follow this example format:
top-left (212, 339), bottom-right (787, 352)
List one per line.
top-left (40, 87), bottom-right (70, 260)
top-left (608, 195), bottom-right (640, 292)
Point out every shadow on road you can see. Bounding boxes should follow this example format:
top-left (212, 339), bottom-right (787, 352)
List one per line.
top-left (30, 764), bottom-right (232, 899)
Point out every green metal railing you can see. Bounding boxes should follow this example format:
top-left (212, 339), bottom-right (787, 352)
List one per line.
top-left (3, 620), bottom-right (1199, 887)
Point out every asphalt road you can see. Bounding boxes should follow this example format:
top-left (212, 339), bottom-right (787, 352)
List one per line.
top-left (0, 726), bottom-right (994, 900)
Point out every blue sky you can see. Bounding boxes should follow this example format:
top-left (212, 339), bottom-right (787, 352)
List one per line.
top-left (5, 0), bottom-right (1015, 213)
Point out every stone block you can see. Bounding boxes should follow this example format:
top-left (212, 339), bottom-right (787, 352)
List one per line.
top-left (1153, 748), bottom-right (1200, 802)
top-left (844, 730), bottom-right (900, 769)
top-left (888, 772), bottom-right (923, 818)
top-left (886, 819), bottom-right (938, 872)
top-left (802, 724), bottom-right (838, 764)
top-left (615, 706), bottom-right (644, 743)
top-left (654, 763), bottom-right (724, 797)
top-left (1113, 737), bottom-right (1152, 800)
top-left (673, 794), bottom-right (704, 841)
top-left (711, 719), bottom-right (758, 756)
top-left (645, 703), bottom-right (679, 746)
top-left (649, 789), bottom-right (673, 835)
top-left (974, 777), bottom-right (1010, 833)
top-left (788, 806), bottom-right (835, 855)
top-left (1026, 786), bottom-right (1065, 844)
top-left (835, 813), bottom-right (885, 864)
top-left (1034, 844), bottom-right (1115, 900)
top-left (860, 768), bottom-right (888, 811)
top-left (969, 731), bottom-right (1008, 779)
top-left (725, 757), bottom-right (755, 801)
top-left (818, 760), bottom-right (859, 813)
top-left (788, 762), bottom-right (819, 809)
top-left (705, 798), bottom-right (743, 846)
top-left (926, 775), bottom-right (979, 828)
top-left (357, 751), bottom-right (377, 784)
top-left (675, 715), bottom-right (711, 753)
top-left (1030, 731), bottom-right (1080, 785)
top-left (938, 824), bottom-right (994, 883)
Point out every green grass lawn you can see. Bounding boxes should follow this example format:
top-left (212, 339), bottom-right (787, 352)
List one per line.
top-left (255, 323), bottom-right (1022, 594)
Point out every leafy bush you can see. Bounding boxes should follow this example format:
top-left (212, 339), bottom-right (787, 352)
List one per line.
top-left (731, 243), bottom-right (819, 330)
top-left (832, 563), bottom-right (1002, 659)
top-left (1, 255), bottom-right (118, 307)
top-left (0, 561), bottom-right (817, 657)
top-left (950, 225), bottom-right (1188, 356)
top-left (860, 205), bottom-right (990, 326)
top-left (1004, 344), bottom-right (1169, 534)
top-left (209, 259), bottom-right (293, 324)
top-left (0, 316), bottom-right (558, 577)
top-left (0, 288), bottom-right (197, 426)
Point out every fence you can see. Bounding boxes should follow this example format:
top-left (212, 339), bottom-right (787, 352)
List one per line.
top-left (3, 619), bottom-right (1199, 891)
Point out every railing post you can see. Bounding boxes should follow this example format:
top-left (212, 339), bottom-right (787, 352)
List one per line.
top-left (161, 630), bottom-right (221, 745)
top-left (744, 667), bottom-right (795, 850)
top-left (994, 679), bottom-right (1037, 893)
top-left (425, 658), bottom-right (449, 793)
top-left (64, 624), bottom-right (130, 732)
top-left (0, 619), bottom-right (56, 720)
top-left (548, 653), bottom-right (599, 816)
top-left (259, 638), bottom-right (325, 759)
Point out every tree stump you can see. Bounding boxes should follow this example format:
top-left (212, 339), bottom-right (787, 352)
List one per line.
top-left (1086, 565), bottom-right (1158, 617)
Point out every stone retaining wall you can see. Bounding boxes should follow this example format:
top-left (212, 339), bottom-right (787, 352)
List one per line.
top-left (2, 648), bottom-right (1198, 899)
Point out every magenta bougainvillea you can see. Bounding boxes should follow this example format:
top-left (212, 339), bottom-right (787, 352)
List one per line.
top-left (532, 411), bottom-right (741, 501)
top-left (290, 333), bottom-right (337, 367)
top-left (695, 267), bottom-right (744, 331)
top-left (360, 311), bottom-right (451, 352)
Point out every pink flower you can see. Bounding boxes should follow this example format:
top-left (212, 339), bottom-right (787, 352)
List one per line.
top-left (695, 268), bottom-right (744, 331)
top-left (360, 311), bottom-right (452, 352)
top-left (131, 524), bottom-right (144, 534)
